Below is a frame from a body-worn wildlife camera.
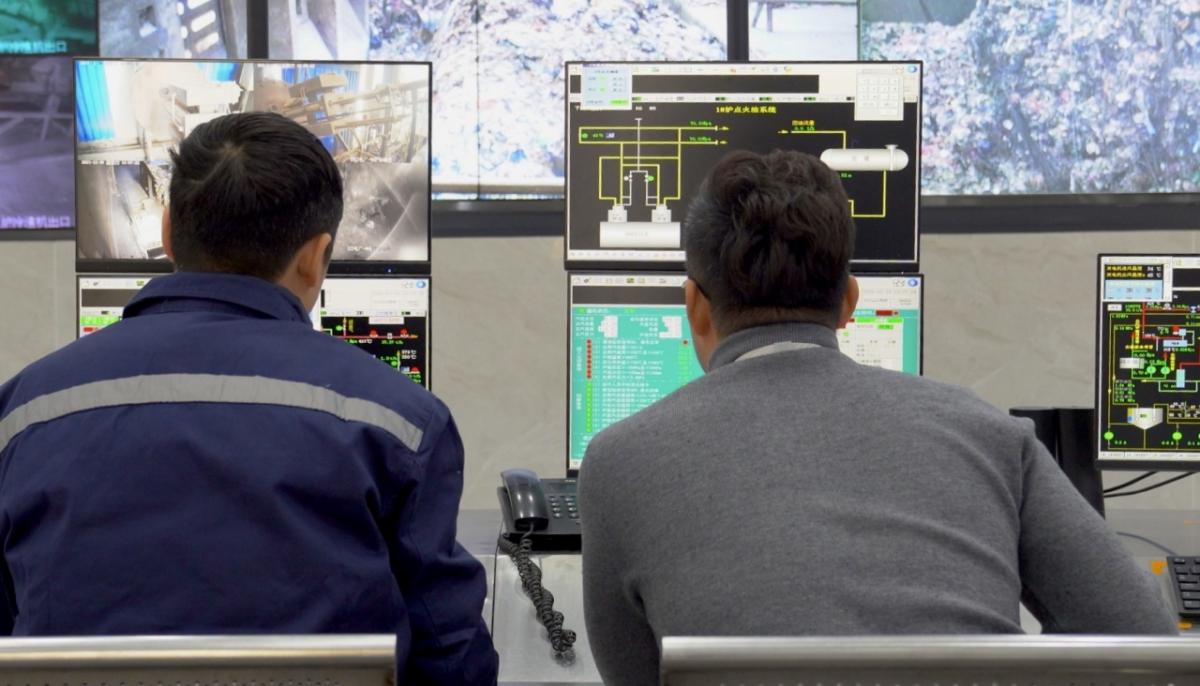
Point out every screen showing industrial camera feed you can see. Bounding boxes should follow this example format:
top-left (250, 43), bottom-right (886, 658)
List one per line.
top-left (0, 56), bottom-right (73, 231)
top-left (74, 59), bottom-right (430, 265)
top-left (862, 0), bottom-right (1199, 194)
top-left (99, 0), bottom-right (246, 59)
top-left (0, 0), bottom-right (97, 56)
top-left (566, 62), bottom-right (921, 267)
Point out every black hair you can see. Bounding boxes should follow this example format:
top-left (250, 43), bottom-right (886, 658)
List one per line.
top-left (167, 111), bottom-right (344, 280)
top-left (683, 149), bottom-right (856, 333)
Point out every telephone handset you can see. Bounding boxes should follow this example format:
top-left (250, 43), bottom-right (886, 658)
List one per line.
top-left (498, 469), bottom-right (581, 552)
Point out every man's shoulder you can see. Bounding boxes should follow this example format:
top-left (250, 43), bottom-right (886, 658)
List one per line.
top-left (0, 319), bottom-right (447, 444)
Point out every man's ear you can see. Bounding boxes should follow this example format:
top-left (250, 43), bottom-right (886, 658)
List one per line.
top-left (296, 233), bottom-right (334, 289)
top-left (685, 279), bottom-right (713, 340)
top-left (161, 207), bottom-right (174, 262)
top-left (836, 274), bottom-right (860, 329)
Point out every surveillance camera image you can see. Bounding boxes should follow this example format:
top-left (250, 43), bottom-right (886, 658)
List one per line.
top-left (0, 0), bottom-right (97, 56)
top-left (75, 59), bottom-right (430, 264)
top-left (0, 56), bottom-right (73, 231)
top-left (99, 0), bottom-right (246, 59)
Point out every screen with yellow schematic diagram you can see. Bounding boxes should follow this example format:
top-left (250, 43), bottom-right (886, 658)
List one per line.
top-left (1097, 255), bottom-right (1200, 469)
top-left (565, 61), bottom-right (920, 268)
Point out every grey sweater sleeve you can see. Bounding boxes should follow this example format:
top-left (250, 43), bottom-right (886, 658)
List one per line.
top-left (579, 440), bottom-right (662, 686)
top-left (1017, 431), bottom-right (1178, 634)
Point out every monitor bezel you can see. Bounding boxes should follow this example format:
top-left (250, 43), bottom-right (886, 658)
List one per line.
top-left (319, 273), bottom-right (434, 390)
top-left (72, 57), bottom-right (433, 274)
top-left (1094, 253), bottom-right (1200, 471)
top-left (562, 59), bottom-right (923, 272)
top-left (850, 271), bottom-right (925, 376)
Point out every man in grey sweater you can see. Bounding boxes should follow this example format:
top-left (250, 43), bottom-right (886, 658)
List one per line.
top-left (578, 150), bottom-right (1177, 686)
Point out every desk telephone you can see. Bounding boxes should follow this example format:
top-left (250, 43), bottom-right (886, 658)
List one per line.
top-left (498, 469), bottom-right (581, 552)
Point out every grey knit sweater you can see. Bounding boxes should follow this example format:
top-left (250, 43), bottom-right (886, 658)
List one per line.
top-left (579, 322), bottom-right (1176, 686)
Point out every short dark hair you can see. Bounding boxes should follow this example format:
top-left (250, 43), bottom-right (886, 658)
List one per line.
top-left (683, 150), bottom-right (856, 333)
top-left (168, 112), bottom-right (344, 280)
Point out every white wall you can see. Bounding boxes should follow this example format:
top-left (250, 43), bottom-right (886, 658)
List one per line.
top-left (2, 230), bottom-right (1199, 511)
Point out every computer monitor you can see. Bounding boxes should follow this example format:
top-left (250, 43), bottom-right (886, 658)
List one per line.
top-left (315, 276), bottom-right (431, 388)
top-left (74, 58), bottom-right (431, 271)
top-left (0, 55), bottom-right (74, 232)
top-left (839, 273), bottom-right (922, 375)
top-left (0, 0), bottom-right (97, 56)
top-left (567, 273), bottom-right (704, 473)
top-left (565, 61), bottom-right (921, 269)
top-left (1096, 255), bottom-right (1200, 470)
top-left (77, 274), bottom-right (152, 336)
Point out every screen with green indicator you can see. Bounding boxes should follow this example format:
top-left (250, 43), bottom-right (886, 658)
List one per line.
top-left (837, 274), bottom-right (923, 375)
top-left (1097, 255), bottom-right (1200, 469)
top-left (78, 275), bottom-right (153, 338)
top-left (569, 273), bottom-right (704, 471)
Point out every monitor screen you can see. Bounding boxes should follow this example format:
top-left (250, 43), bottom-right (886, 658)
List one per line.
top-left (567, 273), bottom-right (705, 472)
top-left (839, 273), bottom-right (922, 375)
top-left (314, 276), bottom-right (430, 388)
top-left (565, 61), bottom-right (921, 268)
top-left (0, 0), bottom-right (97, 56)
top-left (99, 0), bottom-right (245, 60)
top-left (74, 59), bottom-right (430, 268)
top-left (0, 55), bottom-right (74, 231)
top-left (1097, 255), bottom-right (1200, 470)
top-left (77, 274), bottom-right (153, 336)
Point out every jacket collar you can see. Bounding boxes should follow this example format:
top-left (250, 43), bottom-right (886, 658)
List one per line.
top-left (707, 322), bottom-right (839, 371)
top-left (123, 272), bottom-right (312, 324)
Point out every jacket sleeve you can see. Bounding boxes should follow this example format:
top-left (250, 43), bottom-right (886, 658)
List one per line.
top-left (1017, 431), bottom-right (1178, 634)
top-left (388, 407), bottom-right (498, 685)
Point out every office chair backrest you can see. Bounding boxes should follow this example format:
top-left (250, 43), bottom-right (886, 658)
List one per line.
top-left (661, 635), bottom-right (1200, 686)
top-left (0, 634), bottom-right (393, 686)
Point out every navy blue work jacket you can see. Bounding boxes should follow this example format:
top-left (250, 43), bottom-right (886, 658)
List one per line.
top-left (0, 272), bottom-right (497, 685)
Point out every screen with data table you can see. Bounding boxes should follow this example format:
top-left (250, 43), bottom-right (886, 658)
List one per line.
top-left (568, 273), bottom-right (704, 472)
top-left (314, 276), bottom-right (430, 388)
top-left (1097, 255), bottom-right (1200, 469)
top-left (838, 274), bottom-right (922, 375)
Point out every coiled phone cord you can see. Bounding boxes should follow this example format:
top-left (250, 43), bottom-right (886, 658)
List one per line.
top-left (498, 534), bottom-right (577, 659)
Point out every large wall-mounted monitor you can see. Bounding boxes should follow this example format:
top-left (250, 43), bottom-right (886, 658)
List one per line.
top-left (0, 55), bottom-right (74, 232)
top-left (0, 0), bottom-right (97, 56)
top-left (565, 61), bottom-right (921, 270)
top-left (98, 0), bottom-right (246, 60)
top-left (840, 273), bottom-right (923, 375)
top-left (1096, 255), bottom-right (1200, 470)
top-left (315, 275), bottom-right (431, 388)
top-left (74, 58), bottom-right (430, 272)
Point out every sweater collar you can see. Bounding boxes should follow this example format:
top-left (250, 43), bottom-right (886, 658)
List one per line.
top-left (707, 322), bottom-right (839, 371)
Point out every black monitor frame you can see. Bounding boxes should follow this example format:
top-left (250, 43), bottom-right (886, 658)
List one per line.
top-left (1094, 253), bottom-right (1200, 471)
top-left (563, 60), bottom-right (922, 273)
top-left (72, 57), bottom-right (432, 275)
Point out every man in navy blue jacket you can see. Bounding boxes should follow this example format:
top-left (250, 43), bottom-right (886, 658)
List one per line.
top-left (0, 112), bottom-right (498, 684)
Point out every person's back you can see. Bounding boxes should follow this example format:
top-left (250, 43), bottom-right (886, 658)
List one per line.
top-left (579, 150), bottom-right (1176, 686)
top-left (0, 113), bottom-right (497, 684)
